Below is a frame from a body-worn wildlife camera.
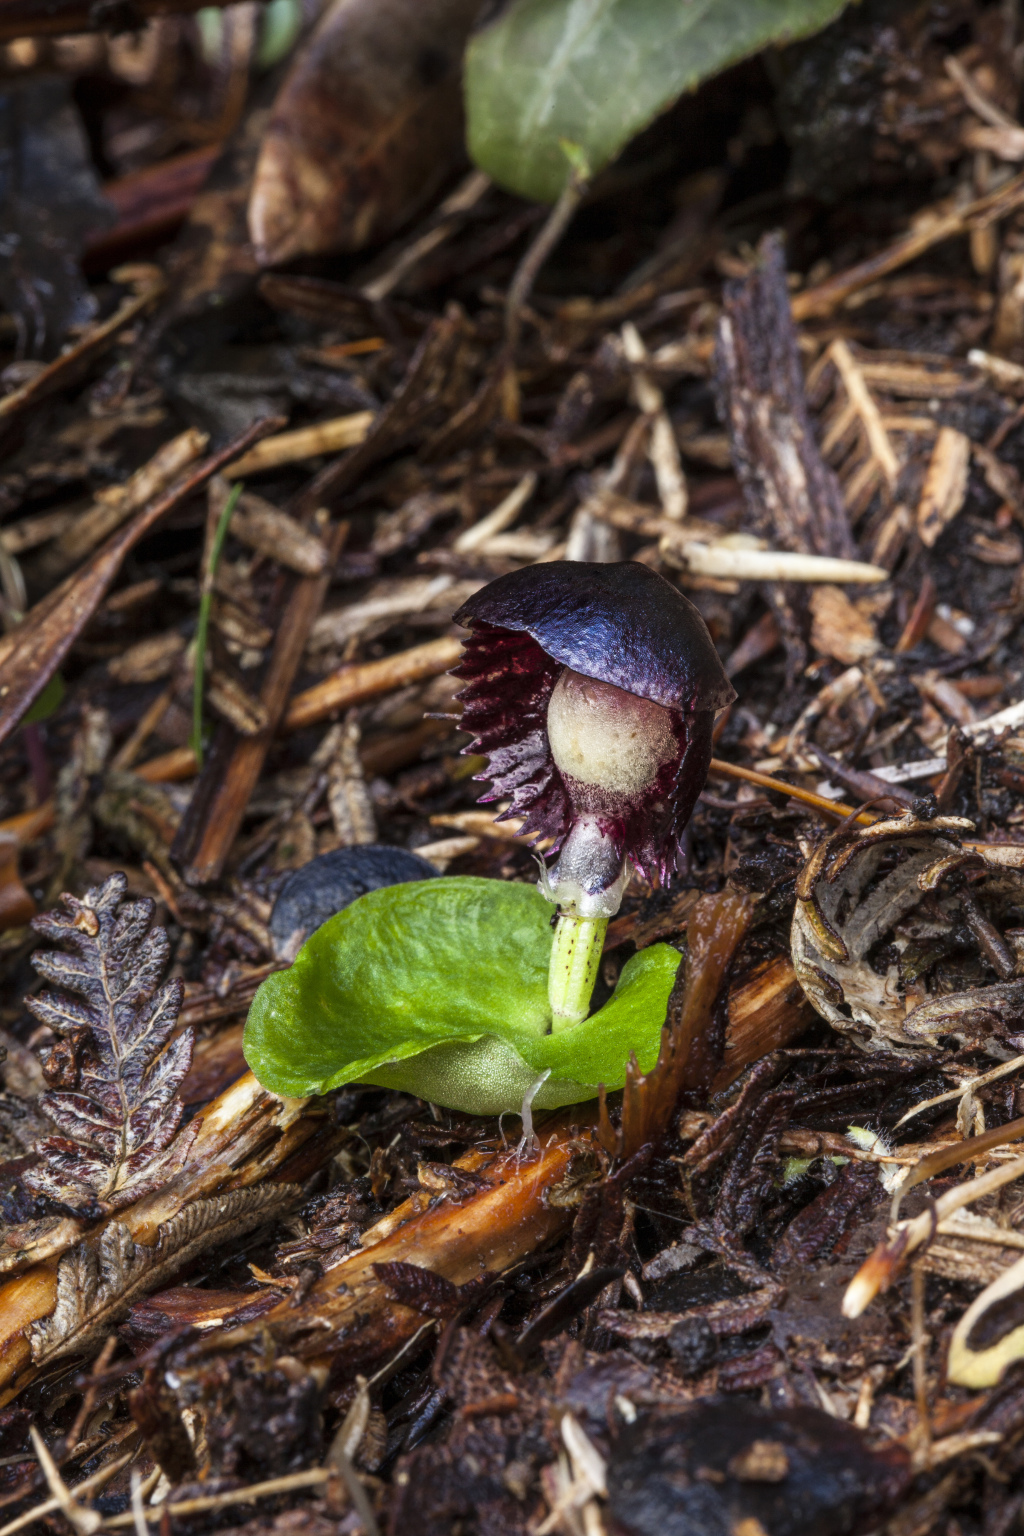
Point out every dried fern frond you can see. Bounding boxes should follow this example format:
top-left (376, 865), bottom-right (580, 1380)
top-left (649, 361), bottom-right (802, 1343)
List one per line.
top-left (23, 873), bottom-right (196, 1216)
top-left (31, 1184), bottom-right (298, 1365)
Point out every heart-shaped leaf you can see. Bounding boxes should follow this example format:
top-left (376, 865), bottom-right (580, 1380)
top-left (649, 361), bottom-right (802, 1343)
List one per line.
top-left (465, 0), bottom-right (849, 203)
top-left (243, 876), bottom-right (681, 1115)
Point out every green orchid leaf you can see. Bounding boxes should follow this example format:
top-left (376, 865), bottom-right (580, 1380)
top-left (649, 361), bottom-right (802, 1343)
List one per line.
top-left (243, 876), bottom-right (681, 1115)
top-left (465, 0), bottom-right (849, 203)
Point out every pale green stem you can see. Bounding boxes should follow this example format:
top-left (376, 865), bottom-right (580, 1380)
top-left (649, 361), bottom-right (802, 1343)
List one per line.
top-left (548, 910), bottom-right (608, 1032)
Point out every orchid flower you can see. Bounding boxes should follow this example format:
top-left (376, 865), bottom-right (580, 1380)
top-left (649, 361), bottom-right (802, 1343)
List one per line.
top-left (453, 560), bottom-right (734, 1026)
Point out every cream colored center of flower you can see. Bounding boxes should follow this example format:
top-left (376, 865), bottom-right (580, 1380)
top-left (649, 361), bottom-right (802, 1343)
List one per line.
top-left (546, 668), bottom-right (675, 795)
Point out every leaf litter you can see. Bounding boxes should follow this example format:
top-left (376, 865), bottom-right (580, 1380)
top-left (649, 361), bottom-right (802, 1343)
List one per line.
top-left (4, 4), bottom-right (1024, 1534)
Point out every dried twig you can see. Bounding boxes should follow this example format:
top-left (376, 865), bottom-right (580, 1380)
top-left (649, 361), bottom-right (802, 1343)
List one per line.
top-left (0, 1450), bottom-right (135, 1536)
top-left (172, 513), bottom-right (349, 883)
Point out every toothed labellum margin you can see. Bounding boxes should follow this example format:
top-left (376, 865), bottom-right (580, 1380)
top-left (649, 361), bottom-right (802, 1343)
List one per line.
top-left (453, 561), bottom-right (735, 917)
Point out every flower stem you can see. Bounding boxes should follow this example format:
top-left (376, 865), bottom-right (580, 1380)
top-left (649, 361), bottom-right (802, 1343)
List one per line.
top-left (548, 910), bottom-right (607, 1032)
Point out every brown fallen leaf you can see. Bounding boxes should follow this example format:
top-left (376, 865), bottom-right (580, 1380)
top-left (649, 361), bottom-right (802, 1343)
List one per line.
top-left (0, 416), bottom-right (280, 751)
top-left (248, 0), bottom-right (481, 266)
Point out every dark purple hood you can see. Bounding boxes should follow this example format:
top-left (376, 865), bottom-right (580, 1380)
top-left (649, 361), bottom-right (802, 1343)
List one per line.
top-left (453, 560), bottom-right (735, 714)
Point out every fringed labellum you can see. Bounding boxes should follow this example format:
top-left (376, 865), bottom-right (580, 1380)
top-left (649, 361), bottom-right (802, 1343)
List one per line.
top-left (791, 812), bottom-right (1024, 1054)
top-left (244, 561), bottom-right (733, 1114)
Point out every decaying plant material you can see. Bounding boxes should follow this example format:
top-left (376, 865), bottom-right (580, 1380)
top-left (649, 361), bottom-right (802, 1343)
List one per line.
top-left (792, 811), bottom-right (1024, 1053)
top-left (22, 873), bottom-right (196, 1215)
top-left (5, 3), bottom-right (1024, 1533)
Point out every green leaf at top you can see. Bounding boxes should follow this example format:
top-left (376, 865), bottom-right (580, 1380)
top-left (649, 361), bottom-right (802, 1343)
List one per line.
top-left (243, 876), bottom-right (682, 1116)
top-left (465, 0), bottom-right (849, 203)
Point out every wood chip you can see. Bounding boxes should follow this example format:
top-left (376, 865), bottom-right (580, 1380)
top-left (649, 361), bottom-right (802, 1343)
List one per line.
top-left (829, 339), bottom-right (900, 487)
top-left (107, 631), bottom-right (185, 685)
top-left (916, 427), bottom-right (971, 547)
top-left (809, 585), bottom-right (880, 665)
top-left (205, 671), bottom-right (270, 736)
top-left (209, 478), bottom-right (329, 578)
top-left (453, 471), bottom-right (537, 552)
top-left (224, 411), bottom-right (374, 478)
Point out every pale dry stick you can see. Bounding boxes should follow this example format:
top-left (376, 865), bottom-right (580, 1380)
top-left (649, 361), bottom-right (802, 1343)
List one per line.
top-left (620, 321), bottom-right (687, 520)
top-left (49, 429), bottom-right (209, 576)
top-left (963, 121), bottom-right (1024, 158)
top-left (911, 1264), bottom-right (931, 1468)
top-left (362, 169), bottom-right (492, 303)
top-left (308, 575), bottom-right (456, 651)
top-left (453, 471), bottom-right (538, 552)
top-left (324, 1443), bottom-right (379, 1536)
top-left (505, 169), bottom-right (588, 358)
top-left (946, 55), bottom-right (1021, 131)
top-left (224, 412), bottom-right (374, 478)
top-left (820, 395), bottom-right (861, 463)
top-left (843, 1153), bottom-right (1024, 1318)
top-left (968, 348), bottom-right (1024, 392)
top-left (110, 684), bottom-right (175, 771)
top-left (922, 1431), bottom-right (1003, 1471)
top-left (0, 270), bottom-right (164, 424)
top-left (792, 166), bottom-right (1024, 320)
top-left (103, 1470), bottom-right (332, 1527)
top-left (937, 1216), bottom-right (1024, 1249)
top-left (895, 1052), bottom-right (1024, 1129)
top-left (224, 485), bottom-right (330, 577)
top-left (29, 1428), bottom-right (101, 1536)
top-left (853, 1374), bottom-right (876, 1430)
top-left (669, 541), bottom-right (887, 584)
top-left (567, 415), bottom-right (650, 561)
top-left (956, 695), bottom-right (1024, 742)
top-left (0, 1451), bottom-right (136, 1536)
top-left (557, 1414), bottom-right (607, 1536)
top-left (561, 1415), bottom-right (607, 1497)
top-left (828, 340), bottom-right (900, 487)
top-left (428, 807), bottom-right (536, 843)
top-left (325, 1378), bottom-right (369, 1469)
top-left (130, 1471), bottom-right (147, 1536)
top-left (0, 507), bottom-right (76, 556)
top-left (414, 834), bottom-right (480, 869)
